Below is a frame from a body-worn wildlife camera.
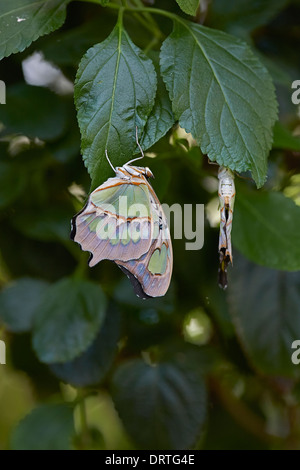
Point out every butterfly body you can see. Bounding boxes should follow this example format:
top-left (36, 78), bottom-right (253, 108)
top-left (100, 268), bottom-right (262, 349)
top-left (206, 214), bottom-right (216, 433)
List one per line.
top-left (71, 163), bottom-right (172, 299)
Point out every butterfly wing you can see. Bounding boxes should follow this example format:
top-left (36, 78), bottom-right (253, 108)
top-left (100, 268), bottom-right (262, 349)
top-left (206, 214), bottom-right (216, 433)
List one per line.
top-left (116, 183), bottom-right (173, 298)
top-left (71, 176), bottom-right (154, 266)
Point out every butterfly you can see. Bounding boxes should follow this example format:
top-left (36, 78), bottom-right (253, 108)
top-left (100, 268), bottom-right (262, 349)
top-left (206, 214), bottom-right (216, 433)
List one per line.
top-left (218, 166), bottom-right (235, 289)
top-left (71, 141), bottom-right (173, 299)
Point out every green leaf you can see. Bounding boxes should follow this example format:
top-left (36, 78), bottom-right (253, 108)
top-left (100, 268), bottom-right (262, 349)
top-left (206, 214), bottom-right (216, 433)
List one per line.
top-left (176, 0), bottom-right (199, 16)
top-left (0, 84), bottom-right (70, 141)
top-left (140, 52), bottom-right (174, 151)
top-left (272, 121), bottom-right (300, 151)
top-left (0, 161), bottom-right (26, 209)
top-left (50, 304), bottom-right (120, 387)
top-left (0, 0), bottom-right (70, 60)
top-left (11, 403), bottom-right (74, 450)
top-left (160, 20), bottom-right (277, 187)
top-left (112, 356), bottom-right (207, 450)
top-left (0, 278), bottom-right (49, 333)
top-left (32, 277), bottom-right (107, 364)
top-left (233, 187), bottom-right (300, 271)
top-left (228, 252), bottom-right (300, 378)
top-left (75, 20), bottom-right (157, 188)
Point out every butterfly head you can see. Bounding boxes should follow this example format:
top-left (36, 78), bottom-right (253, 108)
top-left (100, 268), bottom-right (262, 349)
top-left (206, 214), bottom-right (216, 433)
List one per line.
top-left (115, 164), bottom-right (154, 180)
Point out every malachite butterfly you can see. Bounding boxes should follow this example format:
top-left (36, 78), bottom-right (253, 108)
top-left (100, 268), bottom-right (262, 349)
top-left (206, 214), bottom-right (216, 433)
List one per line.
top-left (71, 152), bottom-right (173, 299)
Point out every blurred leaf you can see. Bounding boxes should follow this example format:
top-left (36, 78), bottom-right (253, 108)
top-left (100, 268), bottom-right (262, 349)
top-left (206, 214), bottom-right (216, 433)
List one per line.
top-left (13, 206), bottom-right (74, 242)
top-left (203, 283), bottom-right (235, 338)
top-left (112, 355), bottom-right (207, 450)
top-left (0, 0), bottom-right (70, 60)
top-left (0, 84), bottom-right (70, 141)
top-left (208, 0), bottom-right (289, 37)
top-left (0, 161), bottom-right (26, 209)
top-left (0, 368), bottom-right (34, 450)
top-left (160, 20), bottom-right (277, 187)
top-left (228, 252), bottom-right (300, 377)
top-left (140, 52), bottom-right (174, 151)
top-left (75, 22), bottom-right (157, 188)
top-left (0, 277), bottom-right (49, 333)
top-left (233, 187), bottom-right (300, 270)
top-left (176, 0), bottom-right (199, 16)
top-left (32, 277), bottom-right (107, 363)
top-left (50, 304), bottom-right (120, 387)
top-left (272, 121), bottom-right (300, 151)
top-left (11, 403), bottom-right (74, 450)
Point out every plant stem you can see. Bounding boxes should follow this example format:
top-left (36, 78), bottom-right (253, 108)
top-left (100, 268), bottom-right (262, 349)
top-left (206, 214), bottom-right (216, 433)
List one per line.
top-left (130, 0), bottom-right (163, 38)
top-left (210, 377), bottom-right (283, 446)
top-left (80, 0), bottom-right (180, 31)
top-left (143, 36), bottom-right (159, 54)
top-left (106, 4), bottom-right (179, 23)
top-left (132, 12), bottom-right (163, 40)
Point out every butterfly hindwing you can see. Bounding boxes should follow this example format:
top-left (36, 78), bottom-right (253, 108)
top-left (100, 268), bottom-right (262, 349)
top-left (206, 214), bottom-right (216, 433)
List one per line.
top-left (116, 184), bottom-right (173, 298)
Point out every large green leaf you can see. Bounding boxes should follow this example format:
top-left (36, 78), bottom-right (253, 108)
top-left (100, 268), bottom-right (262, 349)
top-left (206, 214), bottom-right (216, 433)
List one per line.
top-left (50, 304), bottom-right (120, 387)
top-left (32, 277), bottom-right (107, 364)
top-left (140, 52), bottom-right (174, 151)
top-left (75, 20), bottom-right (157, 188)
top-left (228, 253), bottom-right (300, 378)
top-left (233, 187), bottom-right (300, 270)
top-left (11, 403), bottom-right (74, 450)
top-left (176, 0), bottom-right (199, 16)
top-left (160, 20), bottom-right (277, 187)
top-left (0, 0), bottom-right (70, 60)
top-left (0, 278), bottom-right (49, 333)
top-left (112, 355), bottom-right (207, 450)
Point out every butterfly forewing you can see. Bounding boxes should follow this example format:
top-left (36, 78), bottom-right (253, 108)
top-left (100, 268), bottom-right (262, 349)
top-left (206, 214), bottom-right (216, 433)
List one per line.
top-left (72, 175), bottom-right (154, 266)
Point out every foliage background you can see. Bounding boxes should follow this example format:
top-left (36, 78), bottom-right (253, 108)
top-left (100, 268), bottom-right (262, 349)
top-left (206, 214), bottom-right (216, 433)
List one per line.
top-left (0, 0), bottom-right (300, 450)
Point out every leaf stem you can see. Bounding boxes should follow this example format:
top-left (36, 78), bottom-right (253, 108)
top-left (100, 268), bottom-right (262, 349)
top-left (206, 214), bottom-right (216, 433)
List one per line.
top-left (130, 0), bottom-right (164, 39)
top-left (143, 36), bottom-right (159, 55)
top-left (116, 5), bottom-right (124, 25)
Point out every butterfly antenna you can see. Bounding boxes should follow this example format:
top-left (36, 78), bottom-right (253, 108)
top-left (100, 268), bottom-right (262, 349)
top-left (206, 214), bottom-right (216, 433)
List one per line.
top-left (126, 126), bottom-right (145, 165)
top-left (105, 149), bottom-right (116, 173)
